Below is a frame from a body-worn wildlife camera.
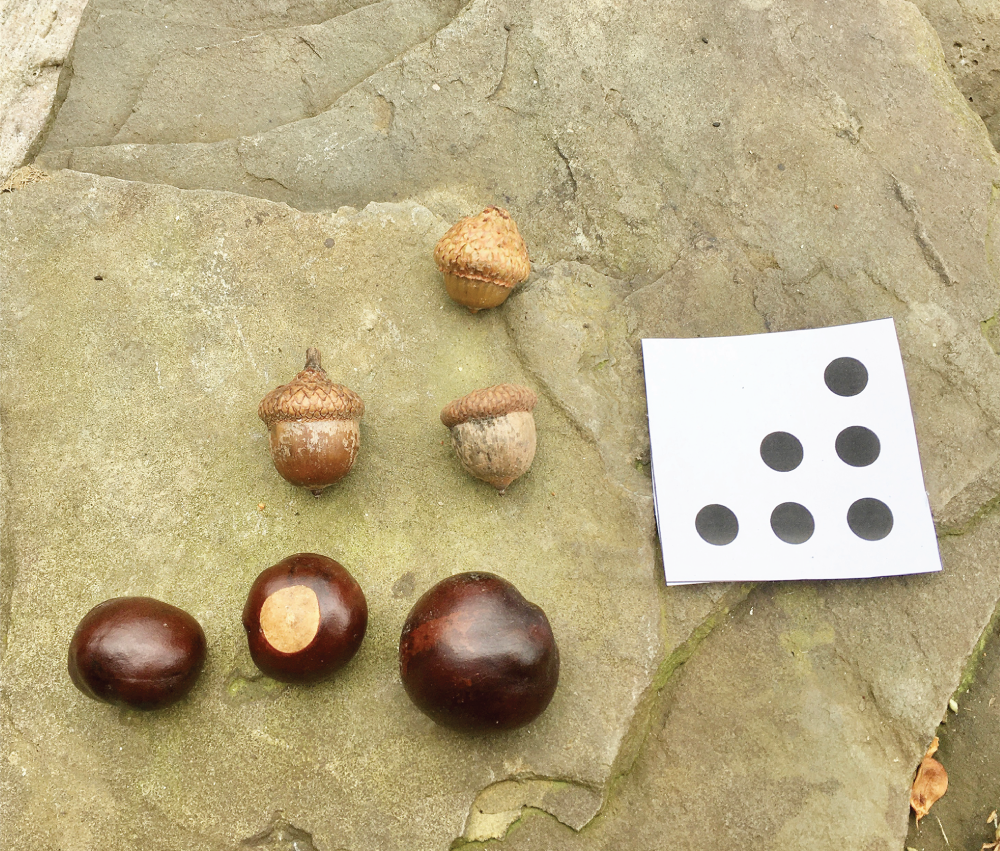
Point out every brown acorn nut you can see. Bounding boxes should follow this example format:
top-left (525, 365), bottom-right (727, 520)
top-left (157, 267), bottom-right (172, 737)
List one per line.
top-left (242, 553), bottom-right (368, 684)
top-left (68, 597), bottom-right (207, 710)
top-left (441, 384), bottom-right (537, 494)
top-left (399, 572), bottom-right (559, 732)
top-left (258, 348), bottom-right (365, 496)
top-left (433, 206), bottom-right (530, 313)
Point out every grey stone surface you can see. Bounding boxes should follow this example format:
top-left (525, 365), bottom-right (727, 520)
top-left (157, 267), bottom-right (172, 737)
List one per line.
top-left (113, 0), bottom-right (463, 145)
top-left (5, 0), bottom-right (1000, 847)
top-left (0, 0), bottom-right (89, 181)
top-left (905, 602), bottom-right (999, 851)
top-left (45, 0), bottom-right (462, 148)
top-left (912, 0), bottom-right (1000, 152)
top-left (39, 6), bottom-right (247, 150)
top-left (464, 511), bottom-right (1000, 851)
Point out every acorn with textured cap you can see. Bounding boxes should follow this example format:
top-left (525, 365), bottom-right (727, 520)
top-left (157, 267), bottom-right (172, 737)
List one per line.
top-left (440, 384), bottom-right (537, 493)
top-left (258, 348), bottom-right (365, 496)
top-left (433, 206), bottom-right (530, 313)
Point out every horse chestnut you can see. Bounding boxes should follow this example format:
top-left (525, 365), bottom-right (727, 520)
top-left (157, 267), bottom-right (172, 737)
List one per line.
top-left (242, 553), bottom-right (368, 683)
top-left (68, 597), bottom-right (207, 710)
top-left (398, 572), bottom-right (559, 731)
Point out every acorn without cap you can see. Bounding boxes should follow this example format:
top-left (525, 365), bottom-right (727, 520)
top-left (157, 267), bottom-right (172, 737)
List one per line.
top-left (441, 384), bottom-right (537, 494)
top-left (258, 348), bottom-right (365, 496)
top-left (433, 206), bottom-right (530, 313)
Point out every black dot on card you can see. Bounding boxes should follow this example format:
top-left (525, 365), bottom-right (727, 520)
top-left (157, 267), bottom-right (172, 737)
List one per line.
top-left (695, 504), bottom-right (739, 546)
top-left (847, 498), bottom-right (893, 541)
top-left (770, 502), bottom-right (815, 544)
top-left (825, 357), bottom-right (868, 396)
top-left (836, 426), bottom-right (881, 467)
top-left (760, 432), bottom-right (804, 472)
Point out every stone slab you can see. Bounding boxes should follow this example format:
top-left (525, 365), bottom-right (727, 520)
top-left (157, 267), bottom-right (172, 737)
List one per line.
top-left (0, 0), bottom-right (89, 182)
top-left (0, 171), bottom-right (729, 850)
top-left (7, 0), bottom-right (1000, 847)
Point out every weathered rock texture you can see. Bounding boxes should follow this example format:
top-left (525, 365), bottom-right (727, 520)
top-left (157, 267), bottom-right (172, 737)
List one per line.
top-left (4, 0), bottom-right (1000, 848)
top-left (0, 173), bottom-right (720, 850)
top-left (0, 0), bottom-right (89, 182)
top-left (912, 0), bottom-right (1000, 152)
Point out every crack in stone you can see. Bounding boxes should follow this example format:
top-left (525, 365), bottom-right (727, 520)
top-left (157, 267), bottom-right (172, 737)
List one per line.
top-left (892, 174), bottom-right (958, 286)
top-left (937, 487), bottom-right (1000, 537)
top-left (460, 776), bottom-right (602, 842)
top-left (241, 813), bottom-right (323, 850)
top-left (236, 143), bottom-right (293, 193)
top-left (982, 312), bottom-right (1000, 354)
top-left (553, 139), bottom-right (578, 199)
top-left (486, 23), bottom-right (512, 101)
top-left (295, 35), bottom-right (324, 60)
top-left (953, 596), bottom-right (1000, 695)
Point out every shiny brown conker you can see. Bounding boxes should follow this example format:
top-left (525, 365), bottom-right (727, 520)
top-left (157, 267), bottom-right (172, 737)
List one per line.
top-left (398, 572), bottom-right (559, 731)
top-left (242, 553), bottom-right (368, 683)
top-left (68, 597), bottom-right (207, 710)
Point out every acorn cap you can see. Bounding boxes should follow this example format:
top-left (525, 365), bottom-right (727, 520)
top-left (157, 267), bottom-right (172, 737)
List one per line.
top-left (440, 384), bottom-right (538, 428)
top-left (433, 206), bottom-right (530, 289)
top-left (259, 348), bottom-right (365, 427)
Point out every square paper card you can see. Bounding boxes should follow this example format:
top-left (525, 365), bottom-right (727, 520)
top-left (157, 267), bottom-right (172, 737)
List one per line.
top-left (642, 319), bottom-right (941, 585)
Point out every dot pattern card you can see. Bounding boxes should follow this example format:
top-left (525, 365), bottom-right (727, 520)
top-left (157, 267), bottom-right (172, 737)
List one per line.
top-left (641, 319), bottom-right (942, 585)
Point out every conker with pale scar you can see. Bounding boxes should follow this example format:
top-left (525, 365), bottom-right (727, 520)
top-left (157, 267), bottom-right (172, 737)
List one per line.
top-left (258, 348), bottom-right (365, 496)
top-left (243, 553), bottom-right (368, 683)
top-left (68, 597), bottom-right (207, 710)
top-left (398, 572), bottom-right (559, 731)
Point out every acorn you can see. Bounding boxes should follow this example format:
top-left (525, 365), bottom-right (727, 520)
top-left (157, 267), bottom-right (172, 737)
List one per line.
top-left (242, 553), bottom-right (368, 684)
top-left (399, 571), bottom-right (559, 732)
top-left (433, 206), bottom-right (530, 312)
top-left (440, 384), bottom-right (537, 494)
top-left (68, 597), bottom-right (207, 711)
top-left (258, 348), bottom-right (365, 496)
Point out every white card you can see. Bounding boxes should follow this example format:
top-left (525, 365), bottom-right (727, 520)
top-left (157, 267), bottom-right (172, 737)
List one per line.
top-left (642, 319), bottom-right (941, 585)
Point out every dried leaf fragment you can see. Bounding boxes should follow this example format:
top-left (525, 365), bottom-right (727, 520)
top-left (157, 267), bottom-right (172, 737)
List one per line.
top-left (982, 809), bottom-right (999, 851)
top-left (910, 737), bottom-right (948, 823)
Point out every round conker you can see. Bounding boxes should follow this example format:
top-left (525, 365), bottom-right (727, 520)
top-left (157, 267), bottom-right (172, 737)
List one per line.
top-left (398, 572), bottom-right (559, 731)
top-left (242, 553), bottom-right (368, 683)
top-left (68, 597), bottom-right (207, 710)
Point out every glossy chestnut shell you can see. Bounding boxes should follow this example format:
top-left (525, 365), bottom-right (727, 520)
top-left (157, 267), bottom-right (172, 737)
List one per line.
top-left (68, 597), bottom-right (207, 710)
top-left (398, 572), bottom-right (559, 731)
top-left (242, 553), bottom-right (368, 683)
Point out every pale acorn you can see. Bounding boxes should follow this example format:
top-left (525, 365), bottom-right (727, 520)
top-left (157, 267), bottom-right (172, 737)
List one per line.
top-left (440, 384), bottom-right (538, 494)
